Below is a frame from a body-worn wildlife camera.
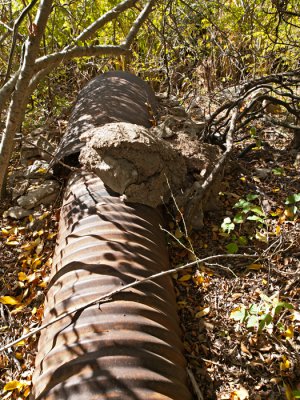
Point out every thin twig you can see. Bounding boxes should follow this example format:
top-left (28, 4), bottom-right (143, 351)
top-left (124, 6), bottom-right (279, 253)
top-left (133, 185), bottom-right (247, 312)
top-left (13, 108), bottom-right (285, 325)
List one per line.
top-left (187, 367), bottom-right (204, 400)
top-left (0, 253), bottom-right (257, 353)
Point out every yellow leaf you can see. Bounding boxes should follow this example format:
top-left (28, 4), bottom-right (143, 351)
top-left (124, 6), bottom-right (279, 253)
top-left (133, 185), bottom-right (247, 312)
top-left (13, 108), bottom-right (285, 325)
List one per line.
top-left (0, 296), bottom-right (20, 305)
top-left (24, 386), bottom-right (31, 397)
top-left (275, 225), bottom-right (281, 236)
top-left (21, 242), bottom-right (35, 251)
top-left (37, 167), bottom-right (47, 174)
top-left (272, 187), bottom-right (280, 193)
top-left (193, 275), bottom-right (205, 286)
top-left (15, 340), bottom-right (25, 347)
top-left (284, 326), bottom-right (294, 340)
top-left (31, 257), bottom-right (42, 269)
top-left (240, 176), bottom-right (246, 182)
top-left (38, 211), bottom-right (50, 220)
top-left (1, 228), bottom-right (10, 236)
top-left (248, 263), bottom-right (262, 270)
top-left (18, 272), bottom-right (28, 281)
top-left (178, 274), bottom-right (191, 282)
top-left (262, 279), bottom-right (268, 285)
top-left (195, 307), bottom-right (210, 318)
top-left (280, 355), bottom-right (291, 371)
top-left (47, 232), bottom-right (57, 239)
top-left (3, 380), bottom-right (23, 391)
top-left (28, 215), bottom-right (34, 222)
top-left (15, 352), bottom-right (23, 360)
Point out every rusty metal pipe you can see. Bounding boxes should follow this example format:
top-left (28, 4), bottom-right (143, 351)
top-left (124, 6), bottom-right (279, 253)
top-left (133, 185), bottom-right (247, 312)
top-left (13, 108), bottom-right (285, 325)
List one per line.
top-left (32, 72), bottom-right (192, 399)
top-left (32, 172), bottom-right (192, 399)
top-left (53, 71), bottom-right (157, 174)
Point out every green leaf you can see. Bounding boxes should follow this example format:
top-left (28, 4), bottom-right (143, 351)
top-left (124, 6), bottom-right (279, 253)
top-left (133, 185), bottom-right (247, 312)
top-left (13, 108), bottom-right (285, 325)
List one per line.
top-left (272, 167), bottom-right (284, 176)
top-left (250, 127), bottom-right (256, 137)
top-left (237, 235), bottom-right (248, 246)
top-left (221, 217), bottom-right (235, 233)
top-left (233, 199), bottom-right (251, 212)
top-left (233, 213), bottom-right (244, 223)
top-left (226, 242), bottom-right (239, 254)
top-left (249, 205), bottom-right (265, 216)
top-left (258, 313), bottom-right (273, 332)
top-left (247, 315), bottom-right (259, 328)
top-left (246, 193), bottom-right (259, 201)
top-left (247, 215), bottom-right (265, 223)
top-left (274, 301), bottom-right (294, 315)
top-left (285, 193), bottom-right (300, 204)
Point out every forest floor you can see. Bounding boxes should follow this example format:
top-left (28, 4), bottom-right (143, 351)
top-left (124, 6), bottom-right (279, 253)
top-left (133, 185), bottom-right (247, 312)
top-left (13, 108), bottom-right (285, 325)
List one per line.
top-left (170, 129), bottom-right (300, 399)
top-left (0, 94), bottom-right (299, 399)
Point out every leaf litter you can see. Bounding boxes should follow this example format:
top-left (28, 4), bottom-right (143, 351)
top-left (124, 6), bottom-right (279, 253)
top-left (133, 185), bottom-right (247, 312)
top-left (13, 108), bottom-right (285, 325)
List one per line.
top-left (169, 127), bottom-right (300, 399)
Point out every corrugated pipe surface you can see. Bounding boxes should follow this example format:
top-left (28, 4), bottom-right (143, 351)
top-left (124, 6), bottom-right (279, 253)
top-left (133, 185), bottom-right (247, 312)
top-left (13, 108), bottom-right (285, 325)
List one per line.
top-left (32, 171), bottom-right (192, 399)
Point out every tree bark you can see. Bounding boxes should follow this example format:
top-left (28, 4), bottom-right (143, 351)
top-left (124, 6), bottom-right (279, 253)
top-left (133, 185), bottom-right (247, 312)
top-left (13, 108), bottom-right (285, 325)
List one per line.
top-left (0, 0), bottom-right (53, 196)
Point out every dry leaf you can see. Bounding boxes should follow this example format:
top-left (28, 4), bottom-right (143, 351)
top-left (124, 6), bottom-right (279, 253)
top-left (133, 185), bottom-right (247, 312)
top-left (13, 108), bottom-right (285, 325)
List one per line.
top-left (195, 307), bottom-right (210, 318)
top-left (247, 263), bottom-right (262, 270)
top-left (178, 274), bottom-right (192, 282)
top-left (0, 296), bottom-right (20, 305)
top-left (240, 342), bottom-right (252, 356)
top-left (3, 380), bottom-right (23, 391)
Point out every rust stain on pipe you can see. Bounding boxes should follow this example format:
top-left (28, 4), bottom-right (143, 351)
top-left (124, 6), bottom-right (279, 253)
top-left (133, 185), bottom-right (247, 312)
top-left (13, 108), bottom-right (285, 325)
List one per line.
top-left (32, 171), bottom-right (192, 399)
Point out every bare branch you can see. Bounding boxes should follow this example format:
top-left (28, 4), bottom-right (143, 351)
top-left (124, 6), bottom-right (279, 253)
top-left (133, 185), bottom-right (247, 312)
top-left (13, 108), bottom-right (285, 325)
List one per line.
top-left (123, 0), bottom-right (156, 47)
top-left (73, 0), bottom-right (139, 44)
top-left (34, 44), bottom-right (129, 71)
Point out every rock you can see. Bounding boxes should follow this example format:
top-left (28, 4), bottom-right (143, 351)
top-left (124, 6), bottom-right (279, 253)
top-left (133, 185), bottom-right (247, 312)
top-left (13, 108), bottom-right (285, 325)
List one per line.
top-left (17, 180), bottom-right (60, 209)
top-left (79, 122), bottom-right (186, 207)
top-left (3, 206), bottom-right (31, 219)
top-left (12, 179), bottom-right (30, 200)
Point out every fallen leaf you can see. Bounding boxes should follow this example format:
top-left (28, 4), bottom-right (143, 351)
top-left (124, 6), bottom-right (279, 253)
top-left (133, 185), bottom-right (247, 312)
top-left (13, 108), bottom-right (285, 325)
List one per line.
top-left (284, 326), bottom-right (294, 340)
top-left (0, 296), bottom-right (20, 305)
top-left (280, 355), bottom-right (291, 371)
top-left (240, 342), bottom-right (252, 356)
top-left (178, 274), bottom-right (192, 282)
top-left (195, 307), bottom-right (210, 318)
top-left (248, 263), bottom-right (262, 270)
top-left (3, 380), bottom-right (23, 391)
